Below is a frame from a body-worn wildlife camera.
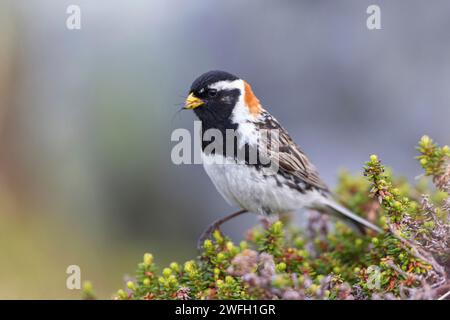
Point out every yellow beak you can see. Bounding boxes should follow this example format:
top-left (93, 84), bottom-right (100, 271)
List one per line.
top-left (184, 93), bottom-right (204, 110)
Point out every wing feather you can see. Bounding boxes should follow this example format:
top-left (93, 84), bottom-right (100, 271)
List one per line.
top-left (255, 112), bottom-right (329, 192)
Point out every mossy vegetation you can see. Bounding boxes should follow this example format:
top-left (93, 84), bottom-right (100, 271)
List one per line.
top-left (105, 136), bottom-right (450, 300)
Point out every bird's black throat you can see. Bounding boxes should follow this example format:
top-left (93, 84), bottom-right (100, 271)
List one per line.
top-left (193, 88), bottom-right (241, 153)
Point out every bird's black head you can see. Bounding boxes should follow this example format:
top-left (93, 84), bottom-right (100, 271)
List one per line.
top-left (184, 70), bottom-right (242, 130)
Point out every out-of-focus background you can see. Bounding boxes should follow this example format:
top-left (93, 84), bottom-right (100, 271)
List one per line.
top-left (0, 0), bottom-right (449, 298)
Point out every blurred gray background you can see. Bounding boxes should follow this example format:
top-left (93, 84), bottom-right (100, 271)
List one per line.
top-left (0, 0), bottom-right (449, 298)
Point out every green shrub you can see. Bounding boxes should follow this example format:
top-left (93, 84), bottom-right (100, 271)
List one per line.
top-left (105, 136), bottom-right (449, 300)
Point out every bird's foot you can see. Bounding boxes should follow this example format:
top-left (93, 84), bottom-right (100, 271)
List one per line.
top-left (197, 209), bottom-right (248, 252)
top-left (197, 222), bottom-right (222, 252)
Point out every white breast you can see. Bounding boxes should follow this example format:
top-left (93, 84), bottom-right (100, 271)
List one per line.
top-left (201, 153), bottom-right (324, 215)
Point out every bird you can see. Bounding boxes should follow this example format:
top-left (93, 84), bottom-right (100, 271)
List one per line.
top-left (183, 70), bottom-right (382, 248)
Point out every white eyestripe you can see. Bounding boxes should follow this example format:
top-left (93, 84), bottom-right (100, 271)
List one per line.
top-left (209, 79), bottom-right (244, 91)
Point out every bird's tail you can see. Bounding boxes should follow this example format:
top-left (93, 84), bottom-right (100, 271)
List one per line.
top-left (319, 198), bottom-right (383, 234)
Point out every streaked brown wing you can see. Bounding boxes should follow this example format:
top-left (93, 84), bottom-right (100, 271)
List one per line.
top-left (255, 112), bottom-right (330, 192)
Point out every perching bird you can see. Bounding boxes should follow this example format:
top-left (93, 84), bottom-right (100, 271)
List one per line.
top-left (184, 70), bottom-right (382, 247)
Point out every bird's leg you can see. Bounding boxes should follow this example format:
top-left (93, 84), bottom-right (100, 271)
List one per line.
top-left (197, 209), bottom-right (248, 251)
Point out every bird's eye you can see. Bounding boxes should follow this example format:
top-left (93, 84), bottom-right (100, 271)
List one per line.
top-left (207, 89), bottom-right (218, 98)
